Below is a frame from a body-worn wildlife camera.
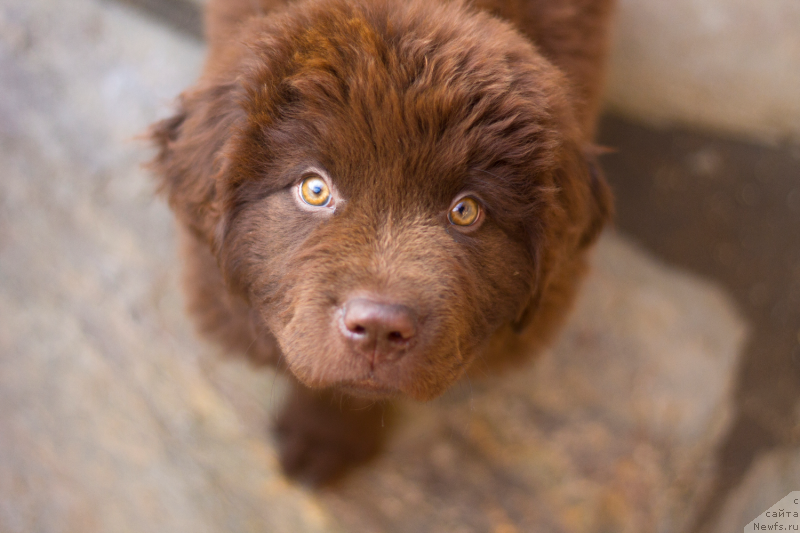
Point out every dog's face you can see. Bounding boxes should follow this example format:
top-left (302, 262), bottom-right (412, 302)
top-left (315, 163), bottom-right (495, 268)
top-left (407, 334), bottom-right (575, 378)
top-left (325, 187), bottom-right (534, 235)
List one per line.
top-left (152, 0), bottom-right (611, 401)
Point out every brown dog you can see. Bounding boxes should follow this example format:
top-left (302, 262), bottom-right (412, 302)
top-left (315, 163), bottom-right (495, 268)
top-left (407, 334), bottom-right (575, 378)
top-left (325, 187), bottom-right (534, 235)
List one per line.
top-left (150, 0), bottom-right (614, 485)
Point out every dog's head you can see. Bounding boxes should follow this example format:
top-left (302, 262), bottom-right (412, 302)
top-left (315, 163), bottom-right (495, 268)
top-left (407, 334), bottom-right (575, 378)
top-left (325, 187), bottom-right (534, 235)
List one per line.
top-left (151, 0), bottom-right (611, 401)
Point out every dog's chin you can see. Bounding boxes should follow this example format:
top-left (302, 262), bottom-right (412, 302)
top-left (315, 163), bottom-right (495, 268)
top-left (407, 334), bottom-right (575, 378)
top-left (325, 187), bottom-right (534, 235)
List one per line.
top-left (333, 380), bottom-right (454, 402)
top-left (336, 380), bottom-right (403, 400)
top-left (290, 371), bottom-right (454, 402)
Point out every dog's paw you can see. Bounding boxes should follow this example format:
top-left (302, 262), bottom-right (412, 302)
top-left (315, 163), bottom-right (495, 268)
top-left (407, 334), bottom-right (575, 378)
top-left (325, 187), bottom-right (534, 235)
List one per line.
top-left (274, 386), bottom-right (387, 486)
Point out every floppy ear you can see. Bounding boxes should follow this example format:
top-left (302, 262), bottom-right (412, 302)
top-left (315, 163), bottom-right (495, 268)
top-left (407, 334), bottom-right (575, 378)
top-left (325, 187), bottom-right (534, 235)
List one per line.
top-left (577, 145), bottom-right (614, 249)
top-left (149, 81), bottom-right (245, 251)
top-left (511, 143), bottom-right (613, 332)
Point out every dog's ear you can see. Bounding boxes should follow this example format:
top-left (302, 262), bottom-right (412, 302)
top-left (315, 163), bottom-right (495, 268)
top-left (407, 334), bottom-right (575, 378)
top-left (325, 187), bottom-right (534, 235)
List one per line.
top-left (149, 81), bottom-right (244, 250)
top-left (512, 143), bottom-right (613, 333)
top-left (576, 145), bottom-right (614, 249)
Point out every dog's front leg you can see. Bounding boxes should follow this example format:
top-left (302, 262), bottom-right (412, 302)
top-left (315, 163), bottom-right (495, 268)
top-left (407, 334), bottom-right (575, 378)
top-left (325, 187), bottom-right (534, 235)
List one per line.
top-left (274, 380), bottom-right (390, 486)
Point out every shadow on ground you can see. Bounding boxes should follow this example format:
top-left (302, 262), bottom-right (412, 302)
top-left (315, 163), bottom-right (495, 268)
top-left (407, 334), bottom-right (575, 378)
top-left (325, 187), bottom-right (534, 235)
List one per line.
top-left (598, 117), bottom-right (800, 531)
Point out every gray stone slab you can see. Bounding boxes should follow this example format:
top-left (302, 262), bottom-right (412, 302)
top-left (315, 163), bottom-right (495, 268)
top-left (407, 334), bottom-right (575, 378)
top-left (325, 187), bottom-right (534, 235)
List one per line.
top-left (0, 0), bottom-right (749, 531)
top-left (606, 0), bottom-right (800, 145)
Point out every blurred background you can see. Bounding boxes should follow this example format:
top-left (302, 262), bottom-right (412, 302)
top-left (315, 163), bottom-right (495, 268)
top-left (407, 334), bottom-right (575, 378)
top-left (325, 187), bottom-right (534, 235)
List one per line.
top-left (1, 0), bottom-right (798, 531)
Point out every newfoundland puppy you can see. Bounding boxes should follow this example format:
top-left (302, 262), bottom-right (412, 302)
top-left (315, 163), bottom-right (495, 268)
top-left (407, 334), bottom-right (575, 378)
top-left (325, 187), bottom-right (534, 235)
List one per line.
top-left (150, 0), bottom-right (615, 484)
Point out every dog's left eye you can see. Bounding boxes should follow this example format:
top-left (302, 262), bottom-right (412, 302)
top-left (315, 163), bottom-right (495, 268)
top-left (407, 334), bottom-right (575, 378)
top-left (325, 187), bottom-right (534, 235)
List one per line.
top-left (299, 175), bottom-right (332, 207)
top-left (448, 196), bottom-right (482, 227)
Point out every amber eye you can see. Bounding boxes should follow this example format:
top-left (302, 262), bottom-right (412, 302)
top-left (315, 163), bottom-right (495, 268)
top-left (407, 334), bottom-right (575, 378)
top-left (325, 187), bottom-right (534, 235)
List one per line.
top-left (299, 175), bottom-right (332, 207)
top-left (448, 196), bottom-right (481, 226)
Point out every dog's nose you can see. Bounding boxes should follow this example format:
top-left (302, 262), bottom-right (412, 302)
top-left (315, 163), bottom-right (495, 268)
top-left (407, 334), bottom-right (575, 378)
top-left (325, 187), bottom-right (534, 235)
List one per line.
top-left (341, 298), bottom-right (416, 363)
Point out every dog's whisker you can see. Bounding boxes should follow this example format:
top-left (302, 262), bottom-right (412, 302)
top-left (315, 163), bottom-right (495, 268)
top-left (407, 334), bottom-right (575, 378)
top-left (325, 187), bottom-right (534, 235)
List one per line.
top-left (241, 336), bottom-right (259, 361)
top-left (268, 354), bottom-right (287, 420)
top-left (464, 372), bottom-right (475, 413)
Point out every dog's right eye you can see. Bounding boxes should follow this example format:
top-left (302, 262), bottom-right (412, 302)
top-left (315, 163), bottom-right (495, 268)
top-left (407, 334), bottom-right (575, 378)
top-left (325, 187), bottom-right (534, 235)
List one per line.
top-left (299, 175), bottom-right (332, 207)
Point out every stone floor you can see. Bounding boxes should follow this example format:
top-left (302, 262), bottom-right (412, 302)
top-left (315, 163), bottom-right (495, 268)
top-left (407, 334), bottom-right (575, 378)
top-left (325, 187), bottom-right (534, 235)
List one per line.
top-left (597, 118), bottom-right (800, 532)
top-left (1, 0), bottom-right (798, 531)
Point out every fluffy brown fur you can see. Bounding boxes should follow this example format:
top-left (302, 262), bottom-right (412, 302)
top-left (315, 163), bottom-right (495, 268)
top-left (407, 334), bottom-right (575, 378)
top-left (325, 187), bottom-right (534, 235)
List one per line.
top-left (150, 0), bottom-right (615, 485)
